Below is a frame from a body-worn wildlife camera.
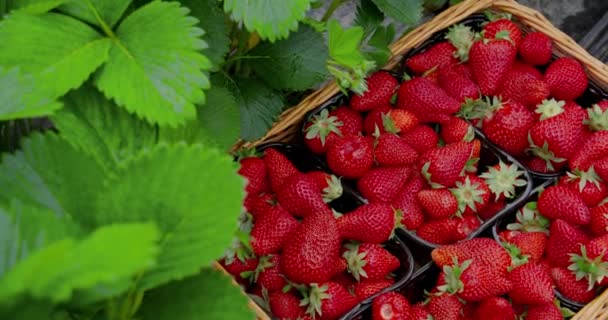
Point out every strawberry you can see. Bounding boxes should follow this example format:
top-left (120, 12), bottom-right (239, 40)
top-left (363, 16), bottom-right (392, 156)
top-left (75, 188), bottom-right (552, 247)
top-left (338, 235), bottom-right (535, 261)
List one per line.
top-left (371, 292), bottom-right (411, 320)
top-left (453, 215), bottom-right (481, 240)
top-left (569, 131), bottom-right (608, 170)
top-left (551, 267), bottom-right (596, 304)
top-left (373, 133), bottom-right (418, 167)
top-left (302, 282), bottom-right (358, 320)
top-left (277, 174), bottom-right (332, 217)
top-left (440, 259), bottom-right (512, 302)
top-left (405, 41), bottom-right (458, 74)
top-left (584, 102), bottom-right (608, 132)
top-left (221, 254), bottom-right (259, 284)
top-left (560, 168), bottom-right (607, 207)
top-left (306, 171), bottom-right (343, 203)
top-left (544, 57), bottom-right (588, 101)
top-left (596, 156), bottom-right (608, 183)
top-left (469, 39), bottom-right (516, 96)
top-left (482, 19), bottom-right (522, 48)
top-left (251, 205), bottom-right (298, 255)
top-left (331, 272), bottom-right (357, 292)
top-left (519, 31), bottom-right (552, 66)
top-left (417, 189), bottom-right (458, 220)
top-left (508, 262), bottom-right (554, 305)
top-left (354, 278), bottom-right (394, 302)
top-left (475, 297), bottom-right (516, 320)
top-left (358, 166), bottom-right (411, 203)
top-left (239, 155), bottom-right (270, 195)
top-left (525, 303), bottom-right (563, 320)
top-left (431, 238), bottom-right (511, 272)
top-left (451, 175), bottom-right (491, 216)
top-left (304, 109), bottom-right (344, 154)
top-left (505, 232), bottom-right (547, 264)
top-left (264, 148), bottom-right (299, 192)
top-left (416, 218), bottom-right (457, 245)
top-left (364, 105), bottom-right (392, 135)
top-left (444, 23), bottom-right (476, 62)
top-left (477, 199), bottom-right (506, 221)
top-left (440, 117), bottom-right (474, 144)
top-left (399, 125), bottom-right (439, 154)
top-left (330, 105), bottom-right (363, 135)
top-left (479, 161), bottom-right (528, 201)
top-left (512, 60), bottom-right (544, 79)
top-left (525, 156), bottom-right (565, 173)
top-left (427, 294), bottom-right (463, 320)
top-left (590, 203), bottom-right (608, 236)
top-left (545, 219), bottom-right (590, 268)
top-left (327, 135), bottom-right (374, 179)
top-left (569, 235), bottom-right (608, 288)
top-left (343, 243), bottom-right (400, 281)
top-left (409, 303), bottom-right (432, 320)
top-left (537, 185), bottom-right (591, 225)
top-left (248, 193), bottom-right (277, 220)
top-left (351, 71), bottom-right (398, 112)
top-left (337, 203), bottom-right (398, 244)
top-left (392, 175), bottom-right (426, 230)
top-left (396, 77), bottom-right (461, 124)
top-left (437, 66), bottom-right (480, 102)
top-left (254, 255), bottom-right (287, 292)
top-left (419, 141), bottom-right (473, 188)
top-left (498, 69), bottom-right (550, 109)
top-left (269, 291), bottom-right (307, 320)
top-left (282, 214), bottom-right (341, 284)
top-left (384, 109), bottom-right (419, 134)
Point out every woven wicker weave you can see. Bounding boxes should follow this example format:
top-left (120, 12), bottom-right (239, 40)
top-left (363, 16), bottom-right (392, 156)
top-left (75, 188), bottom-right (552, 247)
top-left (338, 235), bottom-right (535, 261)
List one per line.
top-left (228, 1), bottom-right (608, 319)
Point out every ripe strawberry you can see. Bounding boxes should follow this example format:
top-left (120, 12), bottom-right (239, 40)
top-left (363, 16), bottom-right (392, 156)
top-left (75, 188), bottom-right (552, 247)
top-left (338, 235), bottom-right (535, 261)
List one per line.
top-left (330, 105), bottom-right (363, 135)
top-left (512, 60), bottom-right (544, 79)
top-left (221, 255), bottom-right (259, 284)
top-left (451, 175), bottom-right (491, 216)
top-left (506, 232), bottom-right (547, 264)
top-left (282, 214), bottom-right (341, 284)
top-left (251, 205), bottom-right (298, 255)
top-left (519, 31), bottom-right (552, 66)
top-left (373, 133), bottom-right (418, 167)
top-left (431, 238), bottom-right (511, 272)
top-left (264, 148), bottom-right (299, 192)
top-left (304, 109), bottom-right (344, 154)
top-left (590, 203), bottom-right (608, 236)
top-left (405, 41), bottom-right (459, 74)
top-left (551, 267), bottom-right (596, 304)
top-left (596, 157), bottom-right (608, 183)
top-left (396, 77), bottom-right (461, 124)
top-left (372, 292), bottom-right (411, 320)
top-left (508, 262), bottom-right (554, 305)
top-left (269, 291), bottom-right (307, 319)
top-left (329, 256), bottom-right (349, 279)
top-left (469, 39), bottom-right (516, 96)
top-left (560, 168), bottom-right (607, 207)
top-left (327, 135), bottom-right (374, 179)
top-left (525, 303), bottom-right (563, 320)
top-left (569, 234), bottom-right (608, 288)
top-left (351, 71), bottom-right (398, 111)
top-left (544, 57), bottom-right (588, 101)
top-left (392, 175), bottom-right (426, 230)
top-left (479, 161), bottom-right (528, 201)
top-left (306, 171), bottom-right (343, 203)
top-left (427, 294), bottom-right (463, 320)
top-left (399, 125), bottom-right (439, 154)
top-left (277, 174), bottom-right (332, 217)
top-left (343, 243), bottom-right (400, 282)
top-left (478, 98), bottom-right (535, 157)
top-left (584, 102), bottom-right (608, 132)
top-left (409, 303), bottom-right (432, 320)
top-left (545, 219), bottom-right (590, 268)
top-left (483, 19), bottom-right (522, 47)
top-left (337, 203), bottom-right (398, 244)
top-left (525, 156), bottom-right (565, 173)
top-left (417, 218), bottom-right (458, 245)
top-left (239, 155), bottom-right (270, 195)
top-left (453, 215), bottom-right (481, 240)
top-left (417, 189), bottom-right (458, 220)
top-left (440, 117), bottom-right (474, 144)
top-left (569, 131), bottom-right (608, 170)
top-left (537, 185), bottom-right (591, 225)
top-left (331, 272), bottom-right (357, 292)
top-left (364, 105), bottom-right (392, 135)
top-left (478, 198), bottom-right (506, 220)
top-left (498, 69), bottom-right (550, 109)
top-left (419, 141), bottom-right (473, 188)
top-left (440, 259), bottom-right (512, 302)
top-left (384, 109), bottom-right (419, 134)
top-left (475, 297), bottom-right (516, 320)
top-left (354, 278), bottom-right (394, 302)
top-left (254, 255), bottom-right (287, 292)
top-left (358, 166), bottom-right (411, 203)
top-left (302, 282), bottom-right (358, 320)
top-left (248, 193), bottom-right (277, 220)
top-left (437, 66), bottom-right (480, 102)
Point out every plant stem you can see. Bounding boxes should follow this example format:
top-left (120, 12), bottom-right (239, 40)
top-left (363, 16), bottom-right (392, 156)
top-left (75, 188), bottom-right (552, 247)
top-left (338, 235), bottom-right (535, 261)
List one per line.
top-left (321, 0), bottom-right (346, 22)
top-left (234, 29), bottom-right (250, 74)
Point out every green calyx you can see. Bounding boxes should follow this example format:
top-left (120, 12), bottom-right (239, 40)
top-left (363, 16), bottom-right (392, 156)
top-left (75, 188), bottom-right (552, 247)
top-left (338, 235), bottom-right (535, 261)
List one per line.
top-left (506, 202), bottom-right (550, 234)
top-left (584, 104), bottom-right (608, 131)
top-left (437, 258), bottom-right (472, 295)
top-left (421, 162), bottom-right (444, 189)
top-left (479, 161), bottom-right (527, 201)
top-left (566, 167), bottom-right (603, 193)
top-left (249, 255), bottom-right (275, 284)
top-left (391, 207), bottom-right (404, 239)
top-left (502, 242), bottom-right (530, 269)
top-left (527, 134), bottom-right (567, 172)
top-left (458, 96), bottom-right (501, 125)
top-left (343, 243), bottom-right (368, 281)
top-left (301, 283), bottom-right (331, 318)
top-left (322, 174), bottom-right (343, 203)
top-left (445, 24), bottom-right (475, 62)
top-left (224, 231), bottom-right (255, 265)
top-left (235, 147), bottom-right (262, 160)
top-left (535, 99), bottom-right (566, 121)
top-left (305, 109), bottom-right (343, 146)
top-left (449, 176), bottom-right (487, 216)
top-left (381, 112), bottom-right (400, 134)
top-left (568, 245), bottom-right (608, 290)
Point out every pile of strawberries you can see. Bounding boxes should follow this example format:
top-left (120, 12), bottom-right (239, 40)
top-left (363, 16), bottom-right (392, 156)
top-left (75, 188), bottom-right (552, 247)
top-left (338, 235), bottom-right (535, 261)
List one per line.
top-left (224, 148), bottom-right (410, 320)
top-left (367, 238), bottom-right (573, 320)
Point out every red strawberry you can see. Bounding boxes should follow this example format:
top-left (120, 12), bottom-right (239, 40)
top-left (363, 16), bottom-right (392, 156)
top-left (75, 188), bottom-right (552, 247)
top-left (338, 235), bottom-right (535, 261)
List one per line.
top-left (475, 297), bottom-right (516, 320)
top-left (343, 243), bottom-right (400, 282)
top-left (419, 141), bottom-right (473, 188)
top-left (304, 109), bottom-right (344, 154)
top-left (358, 166), bottom-right (411, 203)
top-left (477, 198), bottom-right (506, 221)
top-left (498, 69), bottom-right (550, 109)
top-left (239, 155), bottom-right (270, 195)
top-left (405, 41), bottom-right (459, 74)
top-left (327, 135), bottom-right (374, 179)
top-left (351, 71), bottom-right (398, 112)
top-left (364, 105), bottom-right (392, 135)
top-left (537, 185), bottom-right (591, 225)
top-left (569, 235), bottom-right (608, 288)
top-left (427, 294), bottom-right (463, 320)
top-left (254, 255), bottom-right (287, 292)
top-left (269, 291), bottom-right (307, 320)
top-left (451, 175), bottom-right (491, 216)
top-left (409, 303), bottom-right (432, 320)
top-left (544, 57), bottom-right (588, 101)
top-left (264, 148), bottom-right (299, 192)
top-left (330, 105), bottom-right (363, 135)
top-left (511, 60), bottom-right (544, 79)
top-left (526, 303), bottom-right (563, 320)
top-left (417, 218), bottom-right (458, 245)
top-left (248, 193), bottom-right (277, 220)
top-left (525, 156), bottom-right (565, 173)
top-left (590, 203), bottom-right (608, 237)
top-left (482, 19), bottom-right (522, 47)
top-left (396, 77), bottom-right (461, 124)
top-left (337, 203), bottom-right (398, 244)
top-left (569, 131), bottom-right (608, 170)
top-left (453, 215), bottom-right (481, 241)
top-left (478, 98), bottom-right (535, 157)
top-left (479, 161), bottom-right (528, 201)
top-left (277, 174), bottom-right (332, 217)
top-left (469, 39), bottom-right (516, 96)
top-left (545, 219), bottom-right (590, 268)
top-left (384, 109), bottom-right (419, 134)
top-left (399, 125), bottom-right (439, 154)
top-left (440, 117), bottom-right (474, 144)
top-left (417, 189), bottom-right (458, 220)
top-left (431, 238), bottom-right (511, 272)
top-left (440, 259), bottom-right (512, 302)
top-left (392, 177), bottom-right (426, 230)
top-left (329, 256), bottom-right (349, 279)
top-left (302, 282), bottom-right (358, 320)
top-left (371, 292), bottom-right (411, 320)
top-left (552, 267), bottom-right (596, 304)
top-left (506, 232), bottom-right (547, 264)
top-left (584, 102), bottom-right (608, 132)
top-left (519, 31), bottom-right (552, 66)
top-left (306, 171), bottom-right (343, 203)
top-left (560, 169), bottom-right (607, 207)
top-left (437, 66), bottom-right (480, 102)
top-left (221, 255), bottom-right (259, 284)
top-left (508, 262), bottom-right (554, 305)
top-left (251, 205), bottom-right (298, 255)
top-left (331, 272), bottom-right (357, 292)
top-left (373, 133), bottom-right (418, 167)
top-left (282, 214), bottom-right (341, 284)
top-left (354, 278), bottom-right (394, 302)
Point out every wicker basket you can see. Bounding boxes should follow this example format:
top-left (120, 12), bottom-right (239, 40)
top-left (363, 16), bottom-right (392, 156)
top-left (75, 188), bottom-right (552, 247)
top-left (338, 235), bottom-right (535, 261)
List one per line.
top-left (227, 0), bottom-right (608, 319)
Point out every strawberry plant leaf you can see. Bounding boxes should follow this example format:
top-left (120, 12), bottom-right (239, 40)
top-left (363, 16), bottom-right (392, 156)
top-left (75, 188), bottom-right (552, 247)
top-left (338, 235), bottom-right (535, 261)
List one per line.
top-left (234, 78), bottom-right (284, 141)
top-left (355, 0), bottom-right (384, 37)
top-left (0, 301), bottom-right (60, 320)
top-left (0, 12), bottom-right (112, 99)
top-left (223, 0), bottom-right (312, 42)
top-left (95, 1), bottom-right (211, 127)
top-left (328, 20), bottom-right (366, 66)
top-left (7, 0), bottom-right (70, 14)
top-left (138, 268), bottom-right (255, 320)
top-left (0, 67), bottom-right (62, 121)
top-left (248, 25), bottom-right (329, 91)
top-left (58, 0), bottom-right (131, 28)
top-left (92, 144), bottom-right (244, 290)
top-left (362, 24), bottom-right (395, 67)
top-left (371, 0), bottom-right (424, 25)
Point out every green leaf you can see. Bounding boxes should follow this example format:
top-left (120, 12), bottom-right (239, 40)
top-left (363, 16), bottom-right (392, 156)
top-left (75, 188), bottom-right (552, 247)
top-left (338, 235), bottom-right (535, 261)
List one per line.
top-left (223, 0), bottom-right (312, 42)
top-left (0, 132), bottom-right (106, 228)
top-left (362, 24), bottom-right (395, 67)
top-left (424, 0), bottom-right (448, 11)
top-left (8, 0), bottom-right (70, 14)
top-left (0, 67), bottom-right (62, 121)
top-left (93, 144), bottom-right (245, 290)
top-left (355, 0), bottom-right (384, 37)
top-left (327, 19), bottom-right (366, 66)
top-left (371, 0), bottom-right (424, 25)
top-left (95, 1), bottom-right (211, 127)
top-left (0, 223), bottom-right (159, 304)
top-left (51, 84), bottom-right (157, 169)
top-left (59, 0), bottom-right (132, 28)
top-left (0, 12), bottom-right (111, 99)
top-left (138, 268), bottom-right (255, 320)
top-left (248, 25), bottom-right (329, 91)
top-left (180, 0), bottom-right (230, 69)
top-left (234, 78), bottom-right (284, 141)
top-left (0, 300), bottom-right (60, 320)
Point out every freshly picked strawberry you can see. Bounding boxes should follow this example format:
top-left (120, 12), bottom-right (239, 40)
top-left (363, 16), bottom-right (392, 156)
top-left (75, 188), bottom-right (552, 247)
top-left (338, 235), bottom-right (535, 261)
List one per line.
top-left (383, 109), bottom-right (419, 134)
top-left (525, 303), bottom-right (564, 320)
top-left (405, 41), bottom-right (459, 74)
top-left (419, 141), bottom-right (474, 188)
top-left (221, 246), bottom-right (258, 285)
top-left (544, 57), bottom-right (588, 101)
top-left (373, 131), bottom-right (418, 167)
top-left (438, 258), bottom-right (512, 302)
top-left (427, 293), bottom-right (464, 320)
top-left (416, 218), bottom-right (458, 245)
top-left (469, 38), bottom-right (516, 96)
top-left (371, 292), bottom-right (411, 320)
top-left (392, 175), bottom-right (426, 230)
top-left (238, 150), bottom-right (270, 195)
top-left (545, 219), bottom-right (590, 268)
top-left (337, 203), bottom-right (400, 244)
top-left (250, 255), bottom-right (287, 292)
top-left (269, 291), bottom-right (308, 320)
top-left (584, 101), bottom-right (608, 132)
top-left (250, 204), bottom-right (298, 255)
top-left (327, 135), bottom-right (374, 179)
top-left (569, 131), bottom-right (608, 171)
top-left (350, 71), bottom-right (398, 112)
top-left (440, 117), bottom-right (475, 144)
top-left (358, 166), bottom-right (411, 203)
top-left (431, 238), bottom-right (511, 272)
top-left (444, 23), bottom-right (476, 62)
top-left (437, 65), bottom-right (480, 102)
top-left (497, 68), bottom-right (550, 109)
top-left (306, 171), bottom-right (344, 203)
top-left (551, 267), bottom-right (597, 304)
top-left (559, 168), bottom-right (607, 207)
top-left (331, 105), bottom-right (363, 135)
top-left (508, 262), bottom-right (554, 305)
top-left (450, 175), bottom-right (491, 217)
top-left (519, 31), bottom-right (553, 66)
top-left (482, 18), bottom-right (522, 48)
top-left (277, 173), bottom-right (332, 217)
top-left (479, 161), bottom-right (528, 201)
top-left (354, 278), bottom-right (394, 302)
top-left (399, 125), bottom-right (439, 154)
top-left (475, 297), bottom-right (516, 320)
top-left (537, 185), bottom-right (591, 225)
top-left (568, 235), bottom-right (608, 289)
top-left (409, 303), bottom-right (432, 320)
top-left (590, 203), bottom-right (608, 237)
top-left (417, 188), bottom-right (458, 220)
top-left (343, 243), bottom-right (400, 281)
top-left (396, 77), bottom-right (461, 124)
top-left (477, 198), bottom-right (506, 221)
top-left (264, 148), bottom-right (299, 192)
top-left (304, 109), bottom-right (344, 154)
top-left (363, 105), bottom-right (392, 135)
top-left (453, 215), bottom-right (482, 241)
top-left (301, 282), bottom-right (358, 320)
top-left (502, 231), bottom-right (547, 266)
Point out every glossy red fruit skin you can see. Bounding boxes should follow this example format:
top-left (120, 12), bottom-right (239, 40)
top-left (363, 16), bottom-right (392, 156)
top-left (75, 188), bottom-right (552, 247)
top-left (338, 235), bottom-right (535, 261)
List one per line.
top-left (440, 117), bottom-right (474, 144)
top-left (269, 291), bottom-right (307, 319)
top-left (418, 141), bottom-right (473, 188)
top-left (399, 125), bottom-right (439, 154)
top-left (303, 116), bottom-right (343, 155)
top-left (354, 278), bottom-right (394, 302)
top-left (405, 41), bottom-right (459, 74)
top-left (351, 71), bottom-right (399, 112)
top-left (544, 57), bottom-right (588, 101)
top-left (371, 292), bottom-right (411, 320)
top-left (453, 216), bottom-right (482, 241)
top-left (327, 135), bottom-right (374, 179)
top-left (221, 256), bottom-right (259, 284)
top-left (239, 157), bottom-right (270, 195)
top-left (457, 260), bottom-right (513, 302)
top-left (512, 60), bottom-right (544, 79)
top-left (469, 39), bottom-right (517, 96)
top-left (569, 131), bottom-right (608, 170)
top-left (427, 294), bottom-right (463, 320)
top-left (374, 134), bottom-right (418, 167)
top-left (416, 218), bottom-right (457, 245)
top-left (388, 109), bottom-right (419, 134)
top-left (483, 19), bottom-right (522, 47)
top-left (477, 199), bottom-right (506, 221)
top-left (248, 193), bottom-right (276, 220)
top-left (330, 106), bottom-right (363, 135)
top-left (498, 70), bottom-right (550, 109)
top-left (537, 185), bottom-right (591, 225)
top-left (590, 203), bottom-right (608, 237)
top-left (519, 32), bottom-right (552, 66)
top-left (526, 303), bottom-right (563, 320)
top-left (251, 205), bottom-right (298, 255)
top-left (509, 232), bottom-right (547, 263)
top-left (349, 243), bottom-right (400, 281)
top-left (545, 219), bottom-right (590, 268)
top-left (437, 66), bottom-right (480, 102)
top-left (560, 175), bottom-right (608, 207)
top-left (392, 176), bottom-right (426, 230)
top-left (551, 267), bottom-right (597, 304)
top-left (337, 203), bottom-right (396, 244)
top-left (417, 189), bottom-right (458, 220)
top-left (358, 166), bottom-right (411, 203)
top-left (482, 101), bottom-right (535, 157)
top-left (264, 148), bottom-right (299, 192)
top-left (396, 77), bottom-right (461, 124)
top-left (277, 174), bottom-right (332, 217)
top-left (529, 113), bottom-right (584, 167)
top-left (364, 105), bottom-right (392, 135)
top-left (431, 238), bottom-right (511, 272)
top-left (257, 255), bottom-right (288, 292)
top-left (508, 262), bottom-right (554, 305)
top-left (315, 282), bottom-right (359, 320)
top-left (409, 304), bottom-right (432, 320)
top-left (475, 297), bottom-right (516, 320)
